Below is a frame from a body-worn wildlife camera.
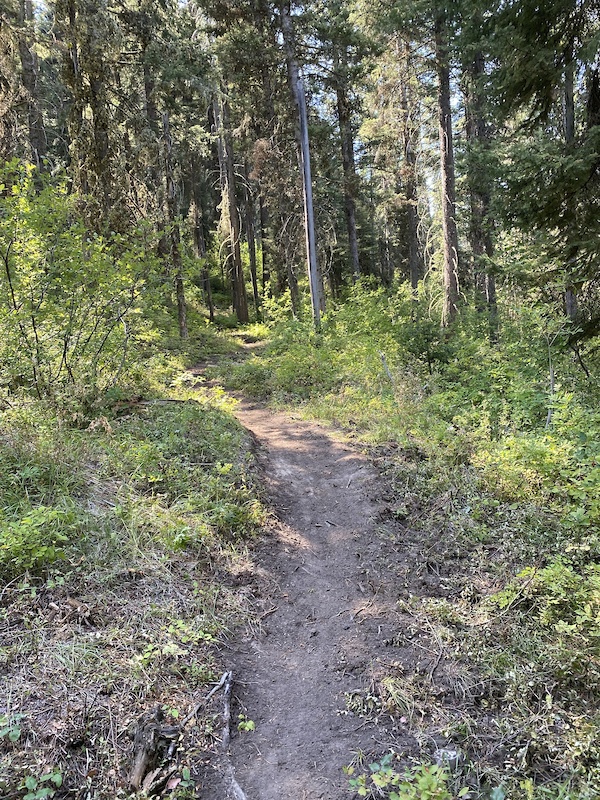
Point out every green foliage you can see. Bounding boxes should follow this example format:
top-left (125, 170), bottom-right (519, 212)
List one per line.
top-left (0, 162), bottom-right (160, 404)
top-left (223, 286), bottom-right (600, 797)
top-left (0, 713), bottom-right (25, 743)
top-left (101, 395), bottom-right (263, 544)
top-left (20, 770), bottom-right (62, 800)
top-left (0, 405), bottom-right (90, 579)
top-left (0, 504), bottom-right (79, 578)
top-left (0, 385), bottom-right (262, 580)
top-left (346, 754), bottom-right (463, 800)
top-left (237, 714), bottom-right (255, 732)
top-left (493, 559), bottom-right (600, 642)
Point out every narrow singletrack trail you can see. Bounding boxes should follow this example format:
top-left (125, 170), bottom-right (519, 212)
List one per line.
top-left (206, 397), bottom-right (422, 800)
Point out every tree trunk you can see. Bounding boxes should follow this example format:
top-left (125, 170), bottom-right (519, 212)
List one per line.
top-left (564, 58), bottom-right (578, 321)
top-left (243, 164), bottom-right (261, 320)
top-left (218, 96), bottom-right (249, 324)
top-left (334, 47), bottom-right (360, 282)
top-left (399, 42), bottom-right (424, 294)
top-left (465, 47), bottom-right (498, 342)
top-left (258, 192), bottom-right (271, 297)
top-left (280, 1), bottom-right (324, 328)
top-left (17, 0), bottom-right (46, 169)
top-left (435, 13), bottom-right (460, 327)
top-left (162, 111), bottom-right (188, 339)
top-left (191, 189), bottom-right (215, 324)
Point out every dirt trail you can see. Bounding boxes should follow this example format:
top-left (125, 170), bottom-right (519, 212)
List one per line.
top-left (206, 397), bottom-right (422, 800)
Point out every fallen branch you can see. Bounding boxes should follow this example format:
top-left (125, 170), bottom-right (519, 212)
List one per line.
top-left (182, 670), bottom-right (230, 727)
top-left (221, 671), bottom-right (234, 752)
top-left (219, 672), bottom-right (248, 800)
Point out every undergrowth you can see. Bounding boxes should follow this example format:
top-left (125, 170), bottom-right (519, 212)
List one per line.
top-left (215, 283), bottom-right (600, 800)
top-left (0, 350), bottom-right (264, 797)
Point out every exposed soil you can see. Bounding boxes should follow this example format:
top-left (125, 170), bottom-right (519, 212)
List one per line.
top-left (202, 396), bottom-right (443, 799)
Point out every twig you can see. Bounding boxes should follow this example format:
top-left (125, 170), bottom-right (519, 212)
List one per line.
top-left (182, 671), bottom-right (229, 727)
top-left (335, 608), bottom-right (351, 618)
top-left (428, 647), bottom-right (445, 681)
top-left (351, 600), bottom-right (374, 621)
top-left (379, 351), bottom-right (396, 388)
top-left (217, 671), bottom-right (248, 799)
top-left (221, 671), bottom-right (234, 752)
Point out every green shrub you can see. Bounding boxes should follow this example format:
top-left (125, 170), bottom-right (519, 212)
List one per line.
top-left (0, 504), bottom-right (80, 577)
top-left (346, 754), bottom-right (464, 800)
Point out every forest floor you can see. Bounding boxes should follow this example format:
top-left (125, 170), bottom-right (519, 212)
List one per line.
top-left (4, 339), bottom-right (588, 800)
top-left (198, 361), bottom-right (481, 799)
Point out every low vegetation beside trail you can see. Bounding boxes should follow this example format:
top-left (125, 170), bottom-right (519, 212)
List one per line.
top-left (0, 343), bottom-right (264, 799)
top-left (218, 286), bottom-right (600, 800)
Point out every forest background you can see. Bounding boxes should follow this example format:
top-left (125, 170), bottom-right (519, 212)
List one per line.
top-left (1, 1), bottom-right (600, 799)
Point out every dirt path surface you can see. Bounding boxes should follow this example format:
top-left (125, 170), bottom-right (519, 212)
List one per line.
top-left (206, 398), bottom-right (423, 800)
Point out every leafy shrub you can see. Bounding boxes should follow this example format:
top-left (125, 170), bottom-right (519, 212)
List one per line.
top-left (494, 560), bottom-right (600, 640)
top-left (346, 754), bottom-right (464, 800)
top-left (0, 504), bottom-right (80, 578)
top-left (0, 162), bottom-right (161, 403)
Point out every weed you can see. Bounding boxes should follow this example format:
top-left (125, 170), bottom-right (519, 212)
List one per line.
top-left (237, 714), bottom-right (255, 732)
top-left (0, 340), bottom-right (264, 798)
top-left (346, 753), bottom-right (465, 800)
top-left (20, 770), bottom-right (62, 800)
top-left (215, 288), bottom-right (600, 797)
top-left (0, 713), bottom-right (25, 743)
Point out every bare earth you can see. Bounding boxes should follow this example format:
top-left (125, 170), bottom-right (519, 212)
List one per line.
top-left (205, 397), bottom-right (427, 799)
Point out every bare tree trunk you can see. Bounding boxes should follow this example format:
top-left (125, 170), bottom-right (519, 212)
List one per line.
top-left (258, 192), bottom-right (271, 297)
top-left (162, 111), bottom-right (188, 339)
top-left (191, 183), bottom-right (214, 324)
top-left (17, 0), bottom-right (46, 169)
top-left (435, 14), bottom-right (460, 327)
top-left (334, 47), bottom-right (360, 282)
top-left (243, 163), bottom-right (261, 319)
top-left (465, 47), bottom-right (498, 342)
top-left (218, 96), bottom-right (249, 324)
top-left (399, 41), bottom-right (424, 295)
top-left (56, 0), bottom-right (87, 191)
top-left (564, 58), bottom-right (579, 321)
top-left (280, 1), bottom-right (324, 328)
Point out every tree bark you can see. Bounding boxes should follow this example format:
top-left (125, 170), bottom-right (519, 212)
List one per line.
top-left (280, 2), bottom-right (324, 328)
top-left (243, 164), bottom-right (261, 319)
top-left (258, 192), bottom-right (271, 297)
top-left (17, 0), bottom-right (46, 169)
top-left (217, 95), bottom-right (249, 324)
top-left (334, 47), bottom-right (360, 282)
top-left (162, 111), bottom-right (188, 339)
top-left (191, 186), bottom-right (214, 324)
top-left (435, 13), bottom-right (460, 327)
top-left (465, 47), bottom-right (498, 342)
top-left (399, 41), bottom-right (424, 294)
top-left (564, 58), bottom-right (578, 321)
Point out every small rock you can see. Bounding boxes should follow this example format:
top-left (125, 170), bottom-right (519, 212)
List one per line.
top-left (433, 748), bottom-right (463, 770)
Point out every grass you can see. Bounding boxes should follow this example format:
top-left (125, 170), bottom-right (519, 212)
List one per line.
top-left (0, 347), bottom-right (264, 798)
top-left (212, 284), bottom-right (600, 800)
